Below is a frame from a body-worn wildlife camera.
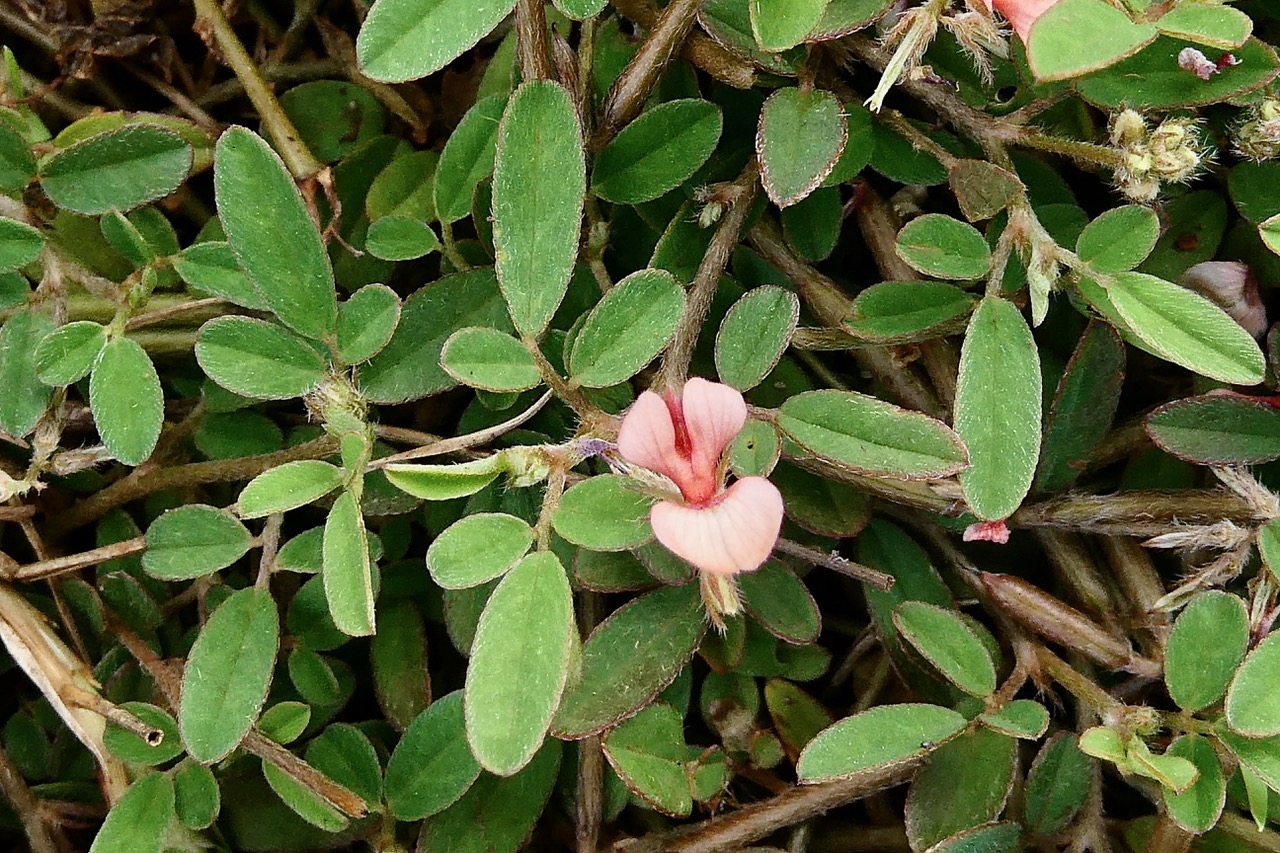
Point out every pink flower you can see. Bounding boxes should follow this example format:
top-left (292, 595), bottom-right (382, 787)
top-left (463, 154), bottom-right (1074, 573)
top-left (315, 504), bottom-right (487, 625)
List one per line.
top-left (1178, 261), bottom-right (1267, 339)
top-left (972, 0), bottom-right (1060, 42)
top-left (617, 378), bottom-right (784, 576)
top-left (963, 520), bottom-right (1011, 545)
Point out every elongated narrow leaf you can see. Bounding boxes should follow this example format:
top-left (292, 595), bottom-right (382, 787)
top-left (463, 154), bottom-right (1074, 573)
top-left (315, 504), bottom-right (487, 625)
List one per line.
top-left (1106, 271), bottom-right (1265, 385)
top-left (238, 461), bottom-right (345, 518)
top-left (179, 587), bottom-right (279, 763)
top-left (324, 491), bottom-right (375, 637)
top-left (357, 0), bottom-right (519, 83)
top-left (592, 100), bottom-right (722, 204)
top-left (955, 297), bottom-right (1041, 520)
top-left (569, 269), bottom-right (684, 388)
top-left (0, 310), bottom-right (54, 436)
top-left (90, 337), bottom-right (164, 466)
top-left (797, 704), bottom-right (967, 783)
top-left (1036, 322), bottom-right (1124, 493)
top-left (195, 316), bottom-right (327, 401)
top-left (435, 95), bottom-right (506, 223)
top-left (894, 602), bottom-right (997, 697)
top-left (466, 551), bottom-right (574, 775)
top-left (554, 583), bottom-right (704, 738)
top-left (1145, 394), bottom-right (1280, 465)
top-left (778, 390), bottom-right (968, 479)
top-left (492, 81), bottom-right (585, 337)
top-left (41, 125), bottom-right (192, 215)
top-left (214, 127), bottom-right (337, 341)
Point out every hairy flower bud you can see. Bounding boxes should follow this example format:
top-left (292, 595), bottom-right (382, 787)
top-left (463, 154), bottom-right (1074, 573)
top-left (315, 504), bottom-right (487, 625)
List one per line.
top-left (1235, 99), bottom-right (1280, 161)
top-left (1110, 111), bottom-right (1207, 202)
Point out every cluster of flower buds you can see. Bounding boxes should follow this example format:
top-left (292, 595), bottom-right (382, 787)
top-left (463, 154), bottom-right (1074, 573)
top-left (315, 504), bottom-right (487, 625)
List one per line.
top-left (1235, 98), bottom-right (1280, 162)
top-left (1109, 109), bottom-right (1208, 203)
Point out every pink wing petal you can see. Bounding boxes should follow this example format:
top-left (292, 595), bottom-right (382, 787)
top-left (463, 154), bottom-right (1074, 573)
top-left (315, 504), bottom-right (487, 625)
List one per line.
top-left (993, 0), bottom-right (1060, 42)
top-left (617, 391), bottom-right (678, 477)
top-left (650, 477), bottom-right (784, 575)
top-left (680, 378), bottom-right (748, 485)
top-left (963, 520), bottom-right (1011, 545)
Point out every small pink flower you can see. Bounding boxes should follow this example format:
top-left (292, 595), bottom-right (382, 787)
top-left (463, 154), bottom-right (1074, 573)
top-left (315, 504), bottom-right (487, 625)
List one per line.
top-left (964, 520), bottom-right (1011, 544)
top-left (971, 0), bottom-right (1060, 43)
top-left (617, 378), bottom-right (784, 576)
top-left (1178, 261), bottom-right (1267, 338)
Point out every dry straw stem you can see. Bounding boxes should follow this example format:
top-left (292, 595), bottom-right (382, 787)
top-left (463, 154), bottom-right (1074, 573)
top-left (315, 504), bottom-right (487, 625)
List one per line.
top-left (596, 0), bottom-right (711, 146)
top-left (0, 583), bottom-right (129, 802)
top-left (516, 0), bottom-right (554, 82)
top-left (610, 0), bottom-right (755, 89)
top-left (624, 760), bottom-right (921, 852)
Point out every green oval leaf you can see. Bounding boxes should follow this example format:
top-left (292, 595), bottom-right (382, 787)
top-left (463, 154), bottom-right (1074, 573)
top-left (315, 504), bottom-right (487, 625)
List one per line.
top-left (41, 125), bottom-right (192, 215)
top-left (238, 461), bottom-right (345, 518)
top-left (179, 587), bottom-right (279, 763)
top-left (602, 702), bottom-right (695, 817)
top-left (385, 691), bottom-right (482, 820)
top-left (324, 490), bottom-right (375, 637)
top-left (357, 0), bottom-right (519, 83)
top-left (1107, 271), bottom-right (1265, 385)
top-left (739, 561), bottom-right (820, 644)
top-left (954, 297), bottom-right (1041, 520)
top-left (797, 703), bottom-right (967, 783)
top-left (365, 215), bottom-right (439, 262)
top-left (894, 602), bottom-right (997, 697)
top-left (104, 702), bottom-right (182, 766)
top-left (0, 310), bottom-right (54, 436)
top-left (172, 242), bottom-right (268, 311)
top-left (1024, 734), bottom-right (1091, 835)
top-left (493, 81), bottom-right (585, 337)
top-left (592, 100), bottom-right (722, 204)
top-left (904, 728), bottom-right (1016, 850)
top-left (337, 283), bottom-right (401, 365)
top-left (569, 269), bottom-right (684, 388)
top-left (554, 583), bottom-right (705, 738)
top-left (777, 390), bottom-right (969, 480)
top-left (441, 326), bottom-right (542, 392)
top-left (750, 0), bottom-right (829, 51)
top-left (979, 700), bottom-right (1050, 740)
top-left (1145, 394), bottom-right (1280, 465)
top-left (757, 87), bottom-right (846, 207)
top-left (88, 772), bottom-right (174, 853)
top-left (0, 217), bottom-right (42, 272)
top-left (90, 337), bottom-right (164, 466)
top-left (360, 267), bottom-right (511, 403)
top-left (895, 214), bottom-right (992, 281)
top-left (1076, 206), bottom-right (1160, 274)
top-left (466, 551), bottom-right (574, 775)
top-left (0, 123), bottom-right (36, 194)
top-left (213, 127), bottom-right (337, 341)
top-left (843, 281), bottom-right (976, 344)
top-left (195, 316), bottom-right (327, 400)
top-left (1077, 36), bottom-right (1280, 109)
top-left (143, 504), bottom-right (253, 580)
top-left (428, 513), bottom-right (534, 589)
top-left (553, 474), bottom-right (654, 551)
top-left (1227, 630), bottom-right (1280, 737)
top-left (1163, 733), bottom-right (1226, 833)
top-left (715, 286), bottom-right (799, 391)
top-left (34, 320), bottom-right (106, 386)
top-left (173, 760), bottom-right (220, 830)
top-left (1167, 596), bottom-right (1248, 717)
top-left (1025, 0), bottom-right (1158, 82)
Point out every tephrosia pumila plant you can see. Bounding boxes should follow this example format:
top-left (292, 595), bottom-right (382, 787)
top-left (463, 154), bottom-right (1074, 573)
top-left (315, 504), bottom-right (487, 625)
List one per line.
top-left (6, 0), bottom-right (1280, 849)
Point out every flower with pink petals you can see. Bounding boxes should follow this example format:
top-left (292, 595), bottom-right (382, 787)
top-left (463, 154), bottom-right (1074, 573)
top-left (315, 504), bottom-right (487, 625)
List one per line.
top-left (971, 0), bottom-right (1060, 43)
top-left (617, 378), bottom-right (784, 617)
top-left (963, 520), bottom-right (1011, 545)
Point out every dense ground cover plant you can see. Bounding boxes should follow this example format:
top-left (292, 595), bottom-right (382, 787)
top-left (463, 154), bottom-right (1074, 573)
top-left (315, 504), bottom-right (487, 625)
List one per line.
top-left (4, 0), bottom-right (1280, 850)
